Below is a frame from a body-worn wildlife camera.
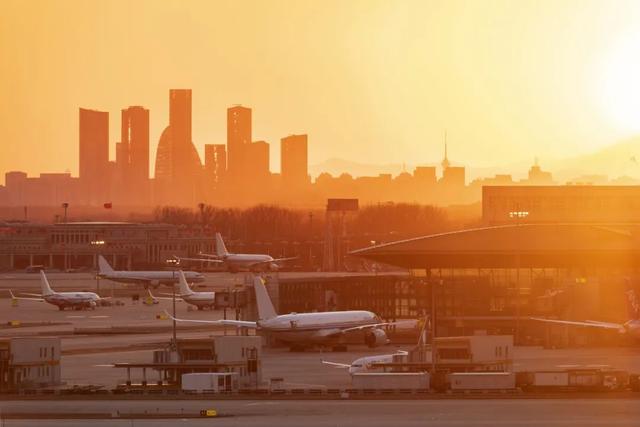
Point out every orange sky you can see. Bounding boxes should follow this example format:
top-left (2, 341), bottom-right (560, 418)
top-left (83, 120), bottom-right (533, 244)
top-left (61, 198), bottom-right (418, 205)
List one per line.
top-left (2, 0), bottom-right (640, 182)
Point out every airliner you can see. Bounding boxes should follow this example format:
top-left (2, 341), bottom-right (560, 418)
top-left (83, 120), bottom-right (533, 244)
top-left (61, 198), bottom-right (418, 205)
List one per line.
top-left (166, 275), bottom-right (403, 350)
top-left (9, 271), bottom-right (106, 310)
top-left (175, 233), bottom-right (297, 272)
top-left (148, 271), bottom-right (216, 310)
top-left (98, 255), bottom-right (205, 288)
top-left (530, 289), bottom-right (640, 339)
top-left (322, 350), bottom-right (409, 374)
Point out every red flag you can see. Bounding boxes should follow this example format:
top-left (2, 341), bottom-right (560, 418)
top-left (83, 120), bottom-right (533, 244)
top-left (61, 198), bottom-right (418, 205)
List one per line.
top-left (103, 202), bottom-right (112, 209)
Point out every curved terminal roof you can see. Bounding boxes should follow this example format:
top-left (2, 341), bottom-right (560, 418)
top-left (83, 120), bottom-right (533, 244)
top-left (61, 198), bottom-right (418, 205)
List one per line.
top-left (350, 224), bottom-right (640, 268)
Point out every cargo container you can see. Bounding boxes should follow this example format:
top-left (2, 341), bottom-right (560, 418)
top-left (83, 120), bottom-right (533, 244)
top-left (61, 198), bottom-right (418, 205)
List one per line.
top-left (181, 372), bottom-right (237, 392)
top-left (531, 372), bottom-right (569, 387)
top-left (351, 372), bottom-right (430, 390)
top-left (449, 372), bottom-right (516, 390)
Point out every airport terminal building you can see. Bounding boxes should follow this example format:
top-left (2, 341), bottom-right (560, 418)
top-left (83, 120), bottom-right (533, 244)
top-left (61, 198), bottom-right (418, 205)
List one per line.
top-left (348, 186), bottom-right (640, 346)
top-left (0, 221), bottom-right (215, 270)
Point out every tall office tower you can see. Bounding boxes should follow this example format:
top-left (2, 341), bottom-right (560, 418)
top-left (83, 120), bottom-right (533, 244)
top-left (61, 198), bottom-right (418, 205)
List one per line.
top-left (79, 108), bottom-right (109, 205)
top-left (122, 106), bottom-right (150, 185)
top-left (247, 141), bottom-right (270, 180)
top-left (117, 106), bottom-right (150, 204)
top-left (280, 134), bottom-right (308, 188)
top-left (167, 89), bottom-right (202, 204)
top-left (204, 144), bottom-right (227, 186)
top-left (226, 105), bottom-right (252, 180)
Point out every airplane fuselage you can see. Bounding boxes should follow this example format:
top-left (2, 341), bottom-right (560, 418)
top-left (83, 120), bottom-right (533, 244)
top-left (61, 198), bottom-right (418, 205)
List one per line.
top-left (181, 292), bottom-right (216, 309)
top-left (44, 292), bottom-right (100, 309)
top-left (222, 254), bottom-right (276, 272)
top-left (257, 310), bottom-right (382, 344)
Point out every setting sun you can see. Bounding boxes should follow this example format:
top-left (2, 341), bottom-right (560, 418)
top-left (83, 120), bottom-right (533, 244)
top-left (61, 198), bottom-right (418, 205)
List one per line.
top-left (597, 32), bottom-right (640, 133)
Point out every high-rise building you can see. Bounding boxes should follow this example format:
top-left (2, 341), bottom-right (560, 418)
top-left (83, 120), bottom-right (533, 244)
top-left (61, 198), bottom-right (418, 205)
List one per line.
top-left (122, 106), bottom-right (150, 186)
top-left (79, 108), bottom-right (109, 205)
top-left (116, 106), bottom-right (150, 204)
top-left (156, 89), bottom-right (202, 205)
top-left (227, 105), bottom-right (252, 180)
top-left (247, 141), bottom-right (270, 181)
top-left (281, 134), bottom-right (308, 188)
top-left (204, 144), bottom-right (227, 186)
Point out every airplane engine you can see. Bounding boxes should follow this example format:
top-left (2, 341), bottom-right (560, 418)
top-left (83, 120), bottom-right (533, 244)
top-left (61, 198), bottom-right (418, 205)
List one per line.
top-left (364, 328), bottom-right (389, 348)
top-left (88, 301), bottom-right (97, 309)
top-left (150, 280), bottom-right (160, 289)
top-left (268, 263), bottom-right (280, 272)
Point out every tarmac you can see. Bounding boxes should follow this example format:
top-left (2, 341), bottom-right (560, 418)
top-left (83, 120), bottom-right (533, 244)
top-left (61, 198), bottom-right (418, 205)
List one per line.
top-left (1, 399), bottom-right (640, 426)
top-left (1, 272), bottom-right (640, 425)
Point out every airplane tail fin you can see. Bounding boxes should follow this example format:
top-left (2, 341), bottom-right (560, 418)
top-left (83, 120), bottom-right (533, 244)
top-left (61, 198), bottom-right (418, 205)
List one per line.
top-left (215, 233), bottom-right (229, 257)
top-left (253, 276), bottom-right (277, 320)
top-left (177, 271), bottom-right (194, 296)
top-left (625, 288), bottom-right (640, 320)
top-left (39, 271), bottom-right (54, 296)
top-left (98, 255), bottom-right (114, 274)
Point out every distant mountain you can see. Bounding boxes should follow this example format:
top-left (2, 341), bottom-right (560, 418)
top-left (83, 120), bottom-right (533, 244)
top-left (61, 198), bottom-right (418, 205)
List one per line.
top-left (548, 138), bottom-right (640, 183)
top-left (310, 138), bottom-right (640, 184)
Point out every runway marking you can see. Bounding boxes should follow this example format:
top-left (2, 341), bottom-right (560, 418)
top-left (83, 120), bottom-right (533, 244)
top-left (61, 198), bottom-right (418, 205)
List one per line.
top-left (92, 364), bottom-right (114, 367)
top-left (89, 315), bottom-right (109, 319)
top-left (66, 315), bottom-right (85, 318)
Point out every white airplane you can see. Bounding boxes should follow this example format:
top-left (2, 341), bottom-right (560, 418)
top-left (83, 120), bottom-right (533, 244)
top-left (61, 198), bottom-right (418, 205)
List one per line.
top-left (97, 255), bottom-right (205, 288)
top-left (9, 271), bottom-right (106, 310)
top-left (148, 271), bottom-right (216, 310)
top-left (166, 275), bottom-right (403, 350)
top-left (322, 350), bottom-right (409, 375)
top-left (530, 289), bottom-right (640, 339)
top-left (175, 233), bottom-right (297, 272)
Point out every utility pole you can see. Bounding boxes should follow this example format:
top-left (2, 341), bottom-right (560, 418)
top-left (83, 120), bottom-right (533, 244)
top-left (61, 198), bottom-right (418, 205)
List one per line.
top-left (62, 202), bottom-right (69, 223)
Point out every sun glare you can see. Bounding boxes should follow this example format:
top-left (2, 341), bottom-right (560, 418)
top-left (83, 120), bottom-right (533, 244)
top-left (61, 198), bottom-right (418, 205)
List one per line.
top-left (597, 33), bottom-right (640, 132)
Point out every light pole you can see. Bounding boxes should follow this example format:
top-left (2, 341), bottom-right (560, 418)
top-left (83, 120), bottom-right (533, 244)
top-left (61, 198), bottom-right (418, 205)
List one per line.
top-left (166, 258), bottom-right (180, 349)
top-left (91, 240), bottom-right (105, 294)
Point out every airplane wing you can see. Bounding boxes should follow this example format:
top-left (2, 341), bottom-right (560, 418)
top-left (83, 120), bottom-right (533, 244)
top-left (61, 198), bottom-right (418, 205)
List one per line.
top-left (149, 290), bottom-right (183, 302)
top-left (321, 360), bottom-right (351, 369)
top-left (247, 257), bottom-right (298, 268)
top-left (163, 310), bottom-right (257, 328)
top-left (529, 317), bottom-right (624, 331)
top-left (340, 320), bottom-right (416, 334)
top-left (272, 256), bottom-right (298, 263)
top-left (10, 290), bottom-right (44, 301)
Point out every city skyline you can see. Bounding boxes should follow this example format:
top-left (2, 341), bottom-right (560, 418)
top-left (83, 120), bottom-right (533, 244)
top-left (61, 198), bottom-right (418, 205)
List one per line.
top-left (6, 1), bottom-right (640, 181)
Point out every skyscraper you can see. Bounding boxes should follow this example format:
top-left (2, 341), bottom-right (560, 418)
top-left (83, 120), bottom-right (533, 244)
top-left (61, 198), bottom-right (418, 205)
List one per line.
top-left (117, 106), bottom-right (150, 204)
top-left (281, 134), bottom-right (308, 188)
top-left (247, 141), bottom-right (270, 181)
top-left (122, 106), bottom-right (150, 186)
top-left (227, 105), bottom-right (252, 180)
top-left (159, 89), bottom-right (202, 205)
top-left (79, 108), bottom-right (109, 205)
top-left (204, 144), bottom-right (227, 186)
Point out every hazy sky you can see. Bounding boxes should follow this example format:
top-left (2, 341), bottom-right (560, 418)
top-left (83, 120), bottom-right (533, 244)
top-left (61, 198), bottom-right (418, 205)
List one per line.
top-left (3, 0), bottom-right (640, 182)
